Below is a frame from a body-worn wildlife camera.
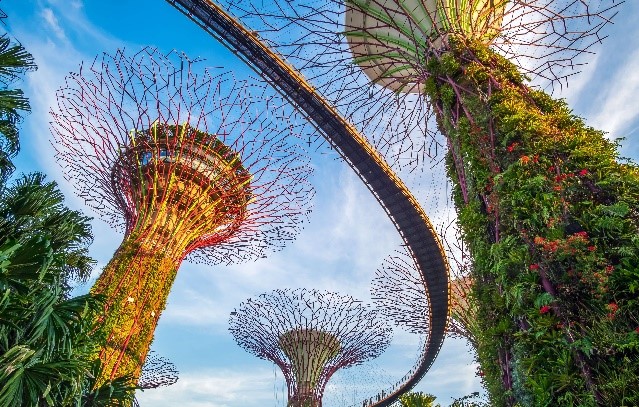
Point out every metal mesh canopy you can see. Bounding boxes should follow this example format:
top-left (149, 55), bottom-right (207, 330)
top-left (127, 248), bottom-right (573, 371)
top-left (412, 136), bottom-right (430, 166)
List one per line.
top-left (137, 351), bottom-right (179, 390)
top-left (50, 47), bottom-right (316, 384)
top-left (372, 244), bottom-right (476, 346)
top-left (51, 47), bottom-right (314, 266)
top-left (229, 288), bottom-right (392, 406)
top-left (191, 0), bottom-right (621, 174)
top-left (219, 0), bottom-right (620, 90)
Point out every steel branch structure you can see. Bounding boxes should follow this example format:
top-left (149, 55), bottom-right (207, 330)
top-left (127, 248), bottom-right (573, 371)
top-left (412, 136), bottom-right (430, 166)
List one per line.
top-left (372, 247), bottom-right (477, 347)
top-left (133, 352), bottom-right (180, 407)
top-left (164, 2), bottom-right (450, 406)
top-left (229, 289), bottom-right (392, 407)
top-left (50, 48), bottom-right (313, 384)
top-left (138, 351), bottom-right (179, 390)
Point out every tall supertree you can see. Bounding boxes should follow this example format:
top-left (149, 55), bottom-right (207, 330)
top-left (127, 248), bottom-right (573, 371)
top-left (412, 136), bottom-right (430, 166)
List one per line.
top-left (229, 289), bottom-right (392, 407)
top-left (175, 0), bottom-right (639, 405)
top-left (50, 48), bottom-right (314, 385)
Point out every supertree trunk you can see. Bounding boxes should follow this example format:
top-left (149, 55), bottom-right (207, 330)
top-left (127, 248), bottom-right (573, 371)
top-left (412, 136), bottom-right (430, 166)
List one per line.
top-left (91, 238), bottom-right (181, 383)
top-left (425, 37), bottom-right (639, 406)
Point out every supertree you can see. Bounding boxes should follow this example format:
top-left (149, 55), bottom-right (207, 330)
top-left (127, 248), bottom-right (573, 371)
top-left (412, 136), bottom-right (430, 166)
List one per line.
top-left (229, 288), bottom-right (392, 407)
top-left (371, 244), bottom-right (477, 348)
top-left (166, 0), bottom-right (639, 405)
top-left (50, 48), bottom-right (314, 385)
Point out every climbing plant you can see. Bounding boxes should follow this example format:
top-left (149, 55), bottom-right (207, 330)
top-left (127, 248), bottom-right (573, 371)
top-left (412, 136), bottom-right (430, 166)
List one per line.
top-left (423, 38), bottom-right (639, 406)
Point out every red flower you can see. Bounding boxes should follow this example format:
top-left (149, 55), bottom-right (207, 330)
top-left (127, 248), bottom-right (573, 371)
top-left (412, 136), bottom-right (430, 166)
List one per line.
top-left (605, 265), bottom-right (614, 274)
top-left (607, 303), bottom-right (619, 312)
top-left (529, 264), bottom-right (540, 270)
top-left (549, 165), bottom-right (555, 172)
top-left (635, 327), bottom-right (639, 334)
top-left (579, 169), bottom-right (588, 176)
top-left (588, 245), bottom-right (596, 252)
top-left (540, 305), bottom-right (551, 314)
top-left (574, 231), bottom-right (588, 238)
top-left (478, 371), bottom-right (485, 377)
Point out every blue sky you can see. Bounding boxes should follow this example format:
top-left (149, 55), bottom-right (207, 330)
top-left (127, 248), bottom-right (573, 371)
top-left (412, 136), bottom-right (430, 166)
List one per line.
top-left (3, 1), bottom-right (639, 406)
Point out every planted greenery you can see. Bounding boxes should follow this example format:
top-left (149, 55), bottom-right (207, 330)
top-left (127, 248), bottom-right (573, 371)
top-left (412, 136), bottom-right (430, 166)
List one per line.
top-left (0, 29), bottom-right (135, 406)
top-left (0, 174), bottom-right (136, 406)
top-left (424, 37), bottom-right (639, 405)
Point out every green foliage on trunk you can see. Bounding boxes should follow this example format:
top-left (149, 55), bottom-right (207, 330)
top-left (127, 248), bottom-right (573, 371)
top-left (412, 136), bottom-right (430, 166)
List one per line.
top-left (424, 37), bottom-right (639, 406)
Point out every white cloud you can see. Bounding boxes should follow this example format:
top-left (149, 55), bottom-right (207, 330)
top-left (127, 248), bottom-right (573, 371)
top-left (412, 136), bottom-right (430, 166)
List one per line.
top-left (135, 367), bottom-right (279, 407)
top-left (41, 8), bottom-right (66, 41)
top-left (587, 45), bottom-right (639, 138)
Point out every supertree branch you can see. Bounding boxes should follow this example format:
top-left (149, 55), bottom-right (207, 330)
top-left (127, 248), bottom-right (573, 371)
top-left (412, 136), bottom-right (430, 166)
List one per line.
top-left (371, 243), bottom-right (478, 348)
top-left (371, 252), bottom-right (431, 336)
top-left (138, 351), bottom-right (179, 390)
top-left (50, 48), bottom-right (314, 384)
top-left (229, 289), bottom-right (392, 407)
top-left (206, 0), bottom-right (621, 174)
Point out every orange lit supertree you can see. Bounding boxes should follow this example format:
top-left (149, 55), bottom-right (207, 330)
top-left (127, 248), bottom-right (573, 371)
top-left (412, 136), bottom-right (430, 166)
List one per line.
top-left (50, 48), bottom-right (314, 385)
top-left (229, 289), bottom-right (392, 407)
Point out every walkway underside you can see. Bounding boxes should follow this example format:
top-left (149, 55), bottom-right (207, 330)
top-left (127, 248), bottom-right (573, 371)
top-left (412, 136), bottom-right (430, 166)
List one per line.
top-left (165, 1), bottom-right (451, 405)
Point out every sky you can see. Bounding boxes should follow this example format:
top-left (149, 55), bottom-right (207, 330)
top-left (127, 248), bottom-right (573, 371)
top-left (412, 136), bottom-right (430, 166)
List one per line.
top-left (2, 1), bottom-right (639, 406)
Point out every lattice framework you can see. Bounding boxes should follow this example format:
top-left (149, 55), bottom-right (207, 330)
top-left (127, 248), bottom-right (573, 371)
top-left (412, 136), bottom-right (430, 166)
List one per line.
top-left (229, 289), bottom-right (392, 407)
top-left (50, 48), bottom-right (314, 384)
top-left (213, 0), bottom-right (620, 171)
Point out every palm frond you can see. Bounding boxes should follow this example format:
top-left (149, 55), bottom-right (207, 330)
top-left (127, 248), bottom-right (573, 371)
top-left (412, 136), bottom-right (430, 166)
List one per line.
top-left (0, 35), bottom-right (36, 85)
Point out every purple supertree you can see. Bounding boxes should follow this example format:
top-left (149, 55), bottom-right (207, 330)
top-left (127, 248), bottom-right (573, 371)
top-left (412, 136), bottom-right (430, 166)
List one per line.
top-left (229, 289), bottom-right (392, 407)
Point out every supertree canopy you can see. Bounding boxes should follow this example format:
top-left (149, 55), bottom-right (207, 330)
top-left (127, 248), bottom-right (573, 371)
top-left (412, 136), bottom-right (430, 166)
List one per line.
top-left (50, 48), bottom-right (314, 385)
top-left (346, 0), bottom-right (508, 93)
top-left (229, 289), bottom-right (392, 407)
top-left (166, 0), bottom-right (639, 405)
top-left (371, 247), bottom-right (477, 347)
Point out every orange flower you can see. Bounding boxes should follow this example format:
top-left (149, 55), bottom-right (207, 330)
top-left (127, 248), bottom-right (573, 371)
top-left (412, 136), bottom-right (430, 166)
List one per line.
top-left (520, 155), bottom-right (531, 164)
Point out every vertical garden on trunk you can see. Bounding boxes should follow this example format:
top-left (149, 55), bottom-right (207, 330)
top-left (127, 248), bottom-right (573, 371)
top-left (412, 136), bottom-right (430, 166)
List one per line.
top-left (424, 37), bottom-right (639, 405)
